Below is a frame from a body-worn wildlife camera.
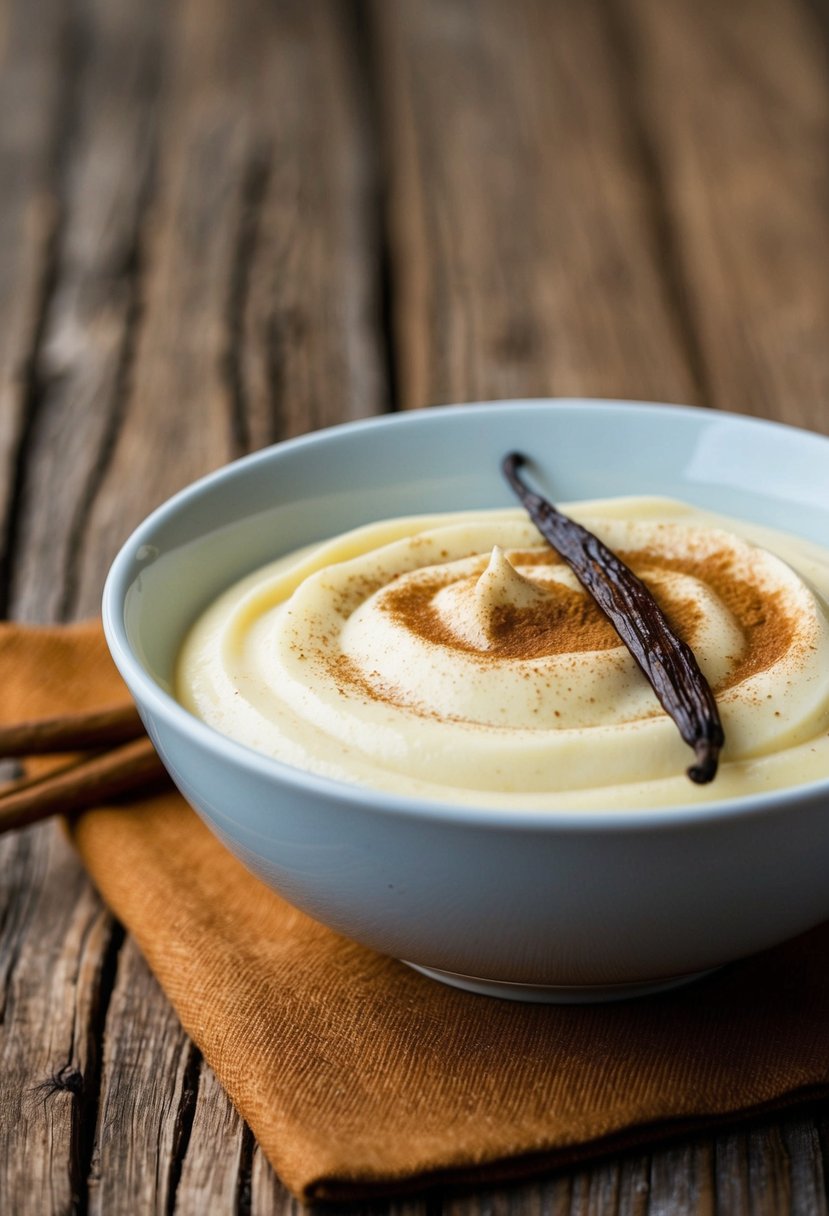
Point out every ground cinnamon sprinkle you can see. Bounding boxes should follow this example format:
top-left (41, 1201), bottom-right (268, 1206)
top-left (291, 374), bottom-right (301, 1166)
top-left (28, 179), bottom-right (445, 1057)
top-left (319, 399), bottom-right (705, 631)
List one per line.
top-left (379, 558), bottom-right (620, 660)
top-left (618, 548), bottom-right (794, 691)
top-left (378, 551), bottom-right (706, 662)
top-left (485, 595), bottom-right (618, 658)
top-left (332, 544), bottom-right (794, 703)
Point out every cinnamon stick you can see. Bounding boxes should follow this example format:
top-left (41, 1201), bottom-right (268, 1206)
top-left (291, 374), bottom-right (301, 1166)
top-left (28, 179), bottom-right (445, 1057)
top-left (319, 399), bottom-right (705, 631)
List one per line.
top-left (0, 737), bottom-right (170, 835)
top-left (0, 703), bottom-right (145, 757)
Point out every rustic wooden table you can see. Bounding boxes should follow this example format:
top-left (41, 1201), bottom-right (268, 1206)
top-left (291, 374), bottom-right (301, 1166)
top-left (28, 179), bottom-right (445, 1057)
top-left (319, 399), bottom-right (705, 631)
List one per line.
top-left (2, 0), bottom-right (829, 1211)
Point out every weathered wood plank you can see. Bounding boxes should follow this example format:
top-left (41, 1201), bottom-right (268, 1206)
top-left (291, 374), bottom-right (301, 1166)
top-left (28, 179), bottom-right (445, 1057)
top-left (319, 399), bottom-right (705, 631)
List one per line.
top-left (67, 0), bottom-right (245, 617)
top-left (780, 1116), bottom-right (828, 1215)
top-left (85, 936), bottom-right (197, 1214)
top-left (236, 0), bottom-right (386, 448)
top-left (0, 0), bottom-right (64, 612)
top-left (373, 0), bottom-right (699, 411)
top-left (251, 1143), bottom-right (305, 1215)
top-left (617, 0), bottom-right (829, 432)
top-left (0, 4), bottom-right (147, 1215)
top-left (74, 0), bottom-right (386, 614)
top-left (440, 1118), bottom-right (825, 1216)
top-left (0, 2), bottom-right (205, 1213)
top-left (443, 1157), bottom-right (652, 1216)
top-left (174, 1064), bottom-right (250, 1214)
top-left (647, 1139), bottom-right (715, 1215)
top-left (7, 0), bottom-right (165, 623)
top-left (0, 822), bottom-right (116, 1214)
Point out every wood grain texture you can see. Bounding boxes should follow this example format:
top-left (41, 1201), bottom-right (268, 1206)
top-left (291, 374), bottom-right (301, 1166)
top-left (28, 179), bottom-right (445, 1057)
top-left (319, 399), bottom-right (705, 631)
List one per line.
top-left (0, 823), bottom-right (117, 1214)
top-left (783, 1117), bottom-right (829, 1214)
top-left (617, 0), bottom-right (829, 432)
top-left (68, 0), bottom-right (249, 615)
top-left (174, 1066), bottom-right (251, 1215)
top-left (232, 0), bottom-right (386, 450)
top-left (85, 935), bottom-right (199, 1213)
top-left (373, 0), bottom-right (700, 410)
top-left (7, 0), bottom-right (164, 623)
top-left (73, 0), bottom-right (386, 614)
top-left (0, 0), bottom-right (64, 613)
top-left (251, 1145), bottom-right (305, 1215)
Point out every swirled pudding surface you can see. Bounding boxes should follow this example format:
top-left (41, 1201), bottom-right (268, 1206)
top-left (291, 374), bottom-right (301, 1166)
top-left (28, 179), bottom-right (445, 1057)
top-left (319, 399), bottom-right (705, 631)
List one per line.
top-left (176, 498), bottom-right (829, 809)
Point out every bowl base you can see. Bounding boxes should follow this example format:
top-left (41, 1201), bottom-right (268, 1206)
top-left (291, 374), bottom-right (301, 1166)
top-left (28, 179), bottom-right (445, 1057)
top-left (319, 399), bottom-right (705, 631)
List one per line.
top-left (404, 961), bottom-right (717, 1003)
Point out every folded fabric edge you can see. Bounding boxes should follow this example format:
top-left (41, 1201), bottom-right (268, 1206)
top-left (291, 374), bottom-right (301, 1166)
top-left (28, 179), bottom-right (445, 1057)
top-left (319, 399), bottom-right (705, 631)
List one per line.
top-left (305, 1084), bottom-right (829, 1204)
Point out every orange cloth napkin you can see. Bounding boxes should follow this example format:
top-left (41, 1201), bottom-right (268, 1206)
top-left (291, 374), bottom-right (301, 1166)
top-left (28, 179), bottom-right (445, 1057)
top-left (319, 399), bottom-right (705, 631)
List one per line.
top-left (4, 620), bottom-right (829, 1201)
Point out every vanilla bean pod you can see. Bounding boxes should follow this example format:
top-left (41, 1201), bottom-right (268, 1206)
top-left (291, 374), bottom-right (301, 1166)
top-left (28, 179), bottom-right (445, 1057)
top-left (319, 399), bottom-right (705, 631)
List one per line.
top-left (502, 452), bottom-right (724, 783)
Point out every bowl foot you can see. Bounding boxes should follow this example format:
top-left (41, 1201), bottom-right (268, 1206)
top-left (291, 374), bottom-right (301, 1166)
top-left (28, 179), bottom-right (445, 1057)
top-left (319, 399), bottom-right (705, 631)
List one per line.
top-left (404, 961), bottom-right (717, 1003)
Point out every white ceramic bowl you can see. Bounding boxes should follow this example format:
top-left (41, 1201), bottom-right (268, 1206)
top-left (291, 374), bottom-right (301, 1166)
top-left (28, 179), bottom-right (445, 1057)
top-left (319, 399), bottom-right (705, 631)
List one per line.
top-left (103, 400), bottom-right (829, 1002)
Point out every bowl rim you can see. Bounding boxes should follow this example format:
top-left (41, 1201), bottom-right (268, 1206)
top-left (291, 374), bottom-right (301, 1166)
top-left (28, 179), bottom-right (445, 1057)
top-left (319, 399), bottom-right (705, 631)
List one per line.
top-left (102, 397), bottom-right (829, 835)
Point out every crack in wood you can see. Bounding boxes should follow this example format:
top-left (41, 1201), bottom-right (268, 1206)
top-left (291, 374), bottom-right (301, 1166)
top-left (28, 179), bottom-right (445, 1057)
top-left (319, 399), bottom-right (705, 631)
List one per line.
top-left (0, 220), bottom-right (57, 618)
top-left (0, 231), bottom-right (60, 617)
top-left (235, 1123), bottom-right (255, 1216)
top-left (164, 1042), bottom-right (203, 1216)
top-left (802, 0), bottom-right (829, 55)
top-left (351, 0), bottom-right (401, 413)
top-left (264, 307), bottom-right (296, 445)
top-left (222, 154), bottom-right (272, 459)
top-left (73, 915), bottom-right (125, 1216)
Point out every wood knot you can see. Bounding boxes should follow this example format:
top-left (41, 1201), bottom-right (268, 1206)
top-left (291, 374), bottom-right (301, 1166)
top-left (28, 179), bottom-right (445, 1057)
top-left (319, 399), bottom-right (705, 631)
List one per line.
top-left (35, 1064), bottom-right (84, 1100)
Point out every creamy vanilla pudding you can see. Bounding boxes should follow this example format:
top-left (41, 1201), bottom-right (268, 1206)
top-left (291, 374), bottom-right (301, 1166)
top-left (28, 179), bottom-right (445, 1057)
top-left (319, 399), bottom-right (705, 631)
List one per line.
top-left (176, 497), bottom-right (829, 810)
